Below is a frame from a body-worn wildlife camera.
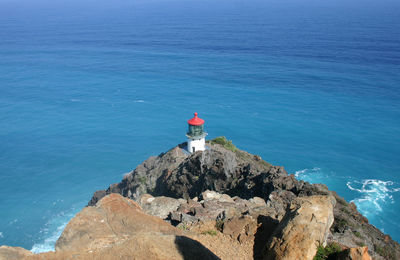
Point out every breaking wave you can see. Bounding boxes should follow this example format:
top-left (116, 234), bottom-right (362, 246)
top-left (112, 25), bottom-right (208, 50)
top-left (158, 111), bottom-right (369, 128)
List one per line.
top-left (31, 222), bottom-right (68, 253)
top-left (30, 209), bottom-right (76, 254)
top-left (347, 179), bottom-right (400, 217)
top-left (294, 167), bottom-right (324, 184)
top-left (294, 167), bottom-right (321, 178)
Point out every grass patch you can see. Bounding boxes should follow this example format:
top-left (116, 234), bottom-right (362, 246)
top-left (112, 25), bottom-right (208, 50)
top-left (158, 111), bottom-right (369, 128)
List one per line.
top-left (353, 231), bottom-right (362, 238)
top-left (201, 230), bottom-right (218, 236)
top-left (178, 223), bottom-right (189, 231)
top-left (211, 136), bottom-right (237, 152)
top-left (314, 243), bottom-right (342, 260)
top-left (137, 176), bottom-right (147, 184)
top-left (236, 150), bottom-right (250, 160)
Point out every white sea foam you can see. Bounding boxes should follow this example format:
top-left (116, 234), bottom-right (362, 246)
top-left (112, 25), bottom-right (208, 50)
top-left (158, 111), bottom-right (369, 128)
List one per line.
top-left (294, 167), bottom-right (321, 179)
top-left (133, 99), bottom-right (145, 103)
top-left (0, 232), bottom-right (3, 238)
top-left (31, 209), bottom-right (76, 254)
top-left (347, 179), bottom-right (400, 217)
top-left (31, 222), bottom-right (67, 253)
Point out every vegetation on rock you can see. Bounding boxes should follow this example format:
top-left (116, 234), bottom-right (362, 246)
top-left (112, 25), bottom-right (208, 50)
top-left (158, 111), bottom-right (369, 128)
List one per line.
top-left (201, 230), bottom-right (218, 236)
top-left (313, 243), bottom-right (342, 260)
top-left (210, 136), bottom-right (237, 152)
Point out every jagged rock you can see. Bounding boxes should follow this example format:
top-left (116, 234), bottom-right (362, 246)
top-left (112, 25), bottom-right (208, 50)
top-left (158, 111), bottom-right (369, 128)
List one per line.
top-left (263, 195), bottom-right (336, 260)
top-left (201, 190), bottom-right (235, 203)
top-left (139, 196), bottom-right (182, 219)
top-left (88, 145), bottom-right (189, 205)
top-left (222, 215), bottom-right (258, 243)
top-left (136, 191), bottom-right (270, 228)
top-left (88, 143), bottom-right (276, 206)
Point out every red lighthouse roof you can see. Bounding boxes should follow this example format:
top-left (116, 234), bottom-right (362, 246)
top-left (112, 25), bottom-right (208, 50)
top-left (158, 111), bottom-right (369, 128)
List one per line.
top-left (187, 112), bottom-right (205, 126)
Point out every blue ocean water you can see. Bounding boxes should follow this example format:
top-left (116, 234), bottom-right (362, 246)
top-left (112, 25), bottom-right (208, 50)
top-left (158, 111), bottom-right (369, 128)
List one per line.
top-left (0, 0), bottom-right (399, 251)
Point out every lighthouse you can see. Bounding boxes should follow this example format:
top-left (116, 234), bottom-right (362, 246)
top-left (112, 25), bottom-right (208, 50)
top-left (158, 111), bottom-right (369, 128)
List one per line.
top-left (186, 112), bottom-right (207, 153)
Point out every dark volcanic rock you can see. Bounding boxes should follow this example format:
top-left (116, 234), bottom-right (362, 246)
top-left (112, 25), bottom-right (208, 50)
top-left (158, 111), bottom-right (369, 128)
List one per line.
top-left (89, 140), bottom-right (400, 260)
top-left (89, 142), bottom-right (312, 207)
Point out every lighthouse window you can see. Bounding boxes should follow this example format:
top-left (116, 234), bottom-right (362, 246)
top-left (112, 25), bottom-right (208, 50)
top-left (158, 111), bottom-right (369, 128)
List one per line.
top-left (188, 125), bottom-right (204, 136)
top-left (192, 147), bottom-right (195, 153)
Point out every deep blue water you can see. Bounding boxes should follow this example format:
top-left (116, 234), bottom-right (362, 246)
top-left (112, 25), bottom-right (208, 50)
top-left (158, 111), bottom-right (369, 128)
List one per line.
top-left (0, 0), bottom-right (399, 252)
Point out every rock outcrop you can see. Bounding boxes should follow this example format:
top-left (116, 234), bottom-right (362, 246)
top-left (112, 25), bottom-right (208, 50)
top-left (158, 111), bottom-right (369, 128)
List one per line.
top-left (56, 193), bottom-right (180, 252)
top-left (263, 195), bottom-right (336, 260)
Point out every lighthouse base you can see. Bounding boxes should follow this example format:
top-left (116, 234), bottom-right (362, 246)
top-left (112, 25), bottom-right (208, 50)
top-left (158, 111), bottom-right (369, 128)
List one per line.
top-left (187, 138), bottom-right (205, 153)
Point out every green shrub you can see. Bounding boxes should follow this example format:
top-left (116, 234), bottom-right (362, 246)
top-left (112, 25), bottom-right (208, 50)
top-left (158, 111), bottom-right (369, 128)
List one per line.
top-left (353, 231), bottom-right (362, 238)
top-left (211, 136), bottom-right (237, 152)
top-left (178, 223), bottom-right (189, 231)
top-left (314, 243), bottom-right (342, 260)
top-left (137, 176), bottom-right (147, 184)
top-left (201, 230), bottom-right (217, 236)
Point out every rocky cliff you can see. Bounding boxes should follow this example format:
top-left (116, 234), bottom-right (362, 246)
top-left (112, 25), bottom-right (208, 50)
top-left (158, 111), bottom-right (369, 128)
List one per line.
top-left (1, 137), bottom-right (399, 259)
top-left (88, 137), bottom-right (400, 259)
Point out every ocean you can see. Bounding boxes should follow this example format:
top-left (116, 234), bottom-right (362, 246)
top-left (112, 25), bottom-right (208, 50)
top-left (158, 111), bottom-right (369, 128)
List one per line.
top-left (0, 0), bottom-right (399, 252)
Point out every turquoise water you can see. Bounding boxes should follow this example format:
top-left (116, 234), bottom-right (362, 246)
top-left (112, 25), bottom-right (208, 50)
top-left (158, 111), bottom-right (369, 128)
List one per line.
top-left (0, 0), bottom-right (399, 251)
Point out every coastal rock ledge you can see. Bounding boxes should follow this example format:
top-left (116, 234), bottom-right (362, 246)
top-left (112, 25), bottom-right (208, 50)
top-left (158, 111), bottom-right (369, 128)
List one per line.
top-left (1, 138), bottom-right (399, 259)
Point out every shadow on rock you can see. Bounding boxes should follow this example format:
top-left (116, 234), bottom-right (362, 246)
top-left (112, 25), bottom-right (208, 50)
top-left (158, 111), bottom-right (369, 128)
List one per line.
top-left (174, 235), bottom-right (221, 260)
top-left (253, 215), bottom-right (280, 260)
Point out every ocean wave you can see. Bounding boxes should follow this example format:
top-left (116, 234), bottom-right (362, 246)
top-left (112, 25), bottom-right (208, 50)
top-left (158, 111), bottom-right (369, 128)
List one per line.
top-left (294, 167), bottom-right (323, 184)
top-left (347, 179), bottom-right (400, 214)
top-left (294, 167), bottom-right (321, 178)
top-left (133, 99), bottom-right (145, 103)
top-left (31, 222), bottom-right (67, 253)
top-left (0, 232), bottom-right (3, 238)
top-left (30, 209), bottom-right (76, 254)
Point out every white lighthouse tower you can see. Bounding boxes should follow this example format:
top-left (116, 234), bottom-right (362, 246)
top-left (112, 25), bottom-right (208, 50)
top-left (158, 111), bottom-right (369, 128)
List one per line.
top-left (186, 112), bottom-right (207, 153)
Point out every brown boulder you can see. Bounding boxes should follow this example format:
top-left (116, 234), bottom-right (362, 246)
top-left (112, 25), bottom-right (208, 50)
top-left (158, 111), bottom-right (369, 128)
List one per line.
top-left (263, 195), bottom-right (336, 260)
top-left (222, 215), bottom-right (258, 243)
top-left (56, 193), bottom-right (178, 252)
